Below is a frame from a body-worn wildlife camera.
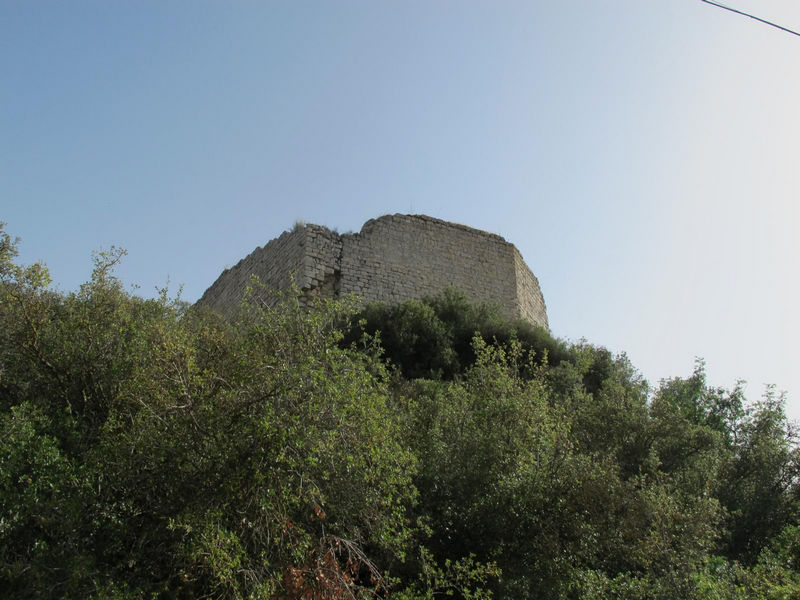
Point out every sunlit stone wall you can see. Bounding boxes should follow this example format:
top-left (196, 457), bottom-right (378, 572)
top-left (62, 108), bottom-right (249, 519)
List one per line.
top-left (197, 214), bottom-right (548, 330)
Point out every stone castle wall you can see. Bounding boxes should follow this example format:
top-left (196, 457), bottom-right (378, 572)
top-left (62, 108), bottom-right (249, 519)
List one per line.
top-left (513, 249), bottom-right (548, 327)
top-left (198, 226), bottom-right (308, 312)
top-left (198, 214), bottom-right (548, 329)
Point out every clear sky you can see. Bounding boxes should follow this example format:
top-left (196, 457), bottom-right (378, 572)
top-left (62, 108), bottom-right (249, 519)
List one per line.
top-left (3, 1), bottom-right (799, 418)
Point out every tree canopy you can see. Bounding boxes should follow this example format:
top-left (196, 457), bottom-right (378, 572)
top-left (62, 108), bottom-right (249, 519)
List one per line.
top-left (2, 224), bottom-right (799, 599)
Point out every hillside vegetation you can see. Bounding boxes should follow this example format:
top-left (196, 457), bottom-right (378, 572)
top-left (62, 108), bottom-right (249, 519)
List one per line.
top-left (2, 224), bottom-right (800, 599)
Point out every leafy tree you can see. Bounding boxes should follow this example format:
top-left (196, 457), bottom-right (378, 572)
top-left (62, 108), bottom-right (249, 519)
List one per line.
top-left (4, 222), bottom-right (800, 599)
top-left (717, 387), bottom-right (800, 563)
top-left (343, 287), bottom-right (569, 380)
top-left (0, 226), bottom-right (434, 598)
top-left (650, 362), bottom-right (800, 563)
top-left (402, 337), bottom-right (604, 598)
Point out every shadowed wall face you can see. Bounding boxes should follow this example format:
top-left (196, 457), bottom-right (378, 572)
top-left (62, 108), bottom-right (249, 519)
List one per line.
top-left (198, 214), bottom-right (548, 330)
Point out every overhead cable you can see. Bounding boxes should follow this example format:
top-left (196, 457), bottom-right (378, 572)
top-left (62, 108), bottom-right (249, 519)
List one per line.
top-left (700, 0), bottom-right (800, 38)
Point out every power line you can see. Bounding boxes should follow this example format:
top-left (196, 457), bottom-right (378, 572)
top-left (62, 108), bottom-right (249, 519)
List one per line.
top-left (700, 0), bottom-right (800, 38)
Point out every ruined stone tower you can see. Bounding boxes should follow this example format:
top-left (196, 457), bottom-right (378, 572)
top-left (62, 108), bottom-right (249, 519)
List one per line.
top-left (198, 214), bottom-right (548, 329)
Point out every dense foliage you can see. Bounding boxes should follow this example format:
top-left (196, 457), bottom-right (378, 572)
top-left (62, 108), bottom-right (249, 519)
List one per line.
top-left (2, 223), bottom-right (800, 599)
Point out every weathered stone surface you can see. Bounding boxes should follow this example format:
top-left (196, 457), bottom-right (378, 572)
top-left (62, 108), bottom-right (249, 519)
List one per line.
top-left (197, 214), bottom-right (548, 329)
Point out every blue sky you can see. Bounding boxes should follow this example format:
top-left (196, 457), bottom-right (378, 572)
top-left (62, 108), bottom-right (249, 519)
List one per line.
top-left (3, 1), bottom-right (799, 417)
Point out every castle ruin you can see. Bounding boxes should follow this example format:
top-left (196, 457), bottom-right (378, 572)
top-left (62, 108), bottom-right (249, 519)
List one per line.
top-left (198, 214), bottom-right (548, 329)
